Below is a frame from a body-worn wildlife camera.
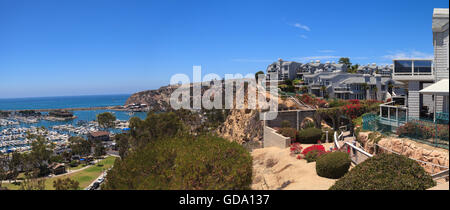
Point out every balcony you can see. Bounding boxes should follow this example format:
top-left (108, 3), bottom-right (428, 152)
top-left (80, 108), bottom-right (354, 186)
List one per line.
top-left (378, 100), bottom-right (408, 128)
top-left (392, 59), bottom-right (434, 81)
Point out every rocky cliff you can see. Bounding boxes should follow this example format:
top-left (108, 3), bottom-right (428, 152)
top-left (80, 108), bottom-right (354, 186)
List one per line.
top-left (358, 131), bottom-right (449, 174)
top-left (125, 81), bottom-right (300, 145)
top-left (125, 85), bottom-right (177, 112)
top-left (216, 109), bottom-right (264, 144)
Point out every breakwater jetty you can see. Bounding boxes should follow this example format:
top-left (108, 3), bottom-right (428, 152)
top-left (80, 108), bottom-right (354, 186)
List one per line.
top-left (2, 106), bottom-right (120, 113)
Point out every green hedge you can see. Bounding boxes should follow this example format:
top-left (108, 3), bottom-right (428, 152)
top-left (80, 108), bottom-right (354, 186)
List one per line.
top-left (321, 127), bottom-right (334, 142)
top-left (330, 153), bottom-right (435, 190)
top-left (278, 127), bottom-right (298, 141)
top-left (103, 135), bottom-right (253, 190)
top-left (298, 128), bottom-right (322, 144)
top-left (305, 150), bottom-right (320, 163)
top-left (316, 152), bottom-right (350, 179)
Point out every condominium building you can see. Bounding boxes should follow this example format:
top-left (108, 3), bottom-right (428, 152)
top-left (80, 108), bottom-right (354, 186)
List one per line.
top-left (378, 8), bottom-right (449, 128)
top-left (266, 59), bottom-right (302, 81)
top-left (302, 71), bottom-right (402, 100)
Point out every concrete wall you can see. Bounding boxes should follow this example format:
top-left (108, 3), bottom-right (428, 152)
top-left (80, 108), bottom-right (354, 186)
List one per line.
top-left (265, 110), bottom-right (316, 130)
top-left (263, 126), bottom-right (291, 148)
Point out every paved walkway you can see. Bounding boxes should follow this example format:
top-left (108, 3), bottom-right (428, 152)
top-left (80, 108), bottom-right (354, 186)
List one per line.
top-left (337, 131), bottom-right (371, 165)
top-left (428, 179), bottom-right (449, 190)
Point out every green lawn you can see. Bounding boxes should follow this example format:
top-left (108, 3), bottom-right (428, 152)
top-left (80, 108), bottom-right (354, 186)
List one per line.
top-left (3, 156), bottom-right (117, 190)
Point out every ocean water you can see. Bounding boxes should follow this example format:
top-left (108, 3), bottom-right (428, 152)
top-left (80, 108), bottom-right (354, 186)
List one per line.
top-left (0, 94), bottom-right (130, 110)
top-left (0, 94), bottom-right (147, 132)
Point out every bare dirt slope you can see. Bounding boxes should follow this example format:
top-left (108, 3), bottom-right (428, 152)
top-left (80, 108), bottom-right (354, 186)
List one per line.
top-left (251, 143), bottom-right (336, 190)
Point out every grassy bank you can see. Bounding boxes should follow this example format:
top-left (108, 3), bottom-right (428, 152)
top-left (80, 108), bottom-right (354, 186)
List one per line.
top-left (3, 156), bottom-right (116, 190)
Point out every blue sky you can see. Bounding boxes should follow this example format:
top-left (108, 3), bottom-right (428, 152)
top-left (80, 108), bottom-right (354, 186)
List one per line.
top-left (0, 0), bottom-right (448, 98)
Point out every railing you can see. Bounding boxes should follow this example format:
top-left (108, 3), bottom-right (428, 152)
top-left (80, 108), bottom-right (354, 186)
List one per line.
top-left (288, 96), bottom-right (314, 110)
top-left (333, 131), bottom-right (344, 150)
top-left (436, 112), bottom-right (449, 122)
top-left (341, 142), bottom-right (373, 165)
top-left (393, 72), bottom-right (433, 76)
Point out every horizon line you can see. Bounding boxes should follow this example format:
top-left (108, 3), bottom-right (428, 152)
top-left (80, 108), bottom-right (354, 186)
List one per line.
top-left (0, 93), bottom-right (133, 100)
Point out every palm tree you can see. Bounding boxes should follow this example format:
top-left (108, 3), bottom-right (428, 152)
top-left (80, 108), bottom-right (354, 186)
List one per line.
top-left (320, 85), bottom-right (327, 98)
top-left (361, 83), bottom-right (369, 100)
top-left (388, 83), bottom-right (394, 95)
top-left (373, 86), bottom-right (378, 100)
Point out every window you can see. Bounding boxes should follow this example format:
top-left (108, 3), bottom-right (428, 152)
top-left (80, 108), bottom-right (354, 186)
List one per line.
top-left (413, 60), bottom-right (432, 73)
top-left (394, 60), bottom-right (413, 73)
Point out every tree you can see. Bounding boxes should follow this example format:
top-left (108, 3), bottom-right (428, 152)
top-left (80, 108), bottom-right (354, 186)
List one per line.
top-left (387, 82), bottom-right (394, 95)
top-left (103, 135), bottom-right (252, 190)
top-left (338, 57), bottom-right (351, 69)
top-left (97, 112), bottom-right (117, 129)
top-left (69, 136), bottom-right (92, 156)
top-left (29, 136), bottom-right (54, 176)
top-left (318, 107), bottom-right (342, 130)
top-left (61, 151), bottom-right (72, 163)
top-left (348, 64), bottom-right (359, 74)
top-left (320, 85), bottom-right (327, 98)
top-left (361, 83), bottom-right (369, 100)
top-left (20, 169), bottom-right (46, 190)
top-left (94, 142), bottom-right (106, 158)
top-left (53, 178), bottom-right (80, 190)
top-left (0, 154), bottom-right (8, 188)
top-left (115, 133), bottom-right (130, 159)
top-left (341, 103), bottom-right (362, 136)
top-left (8, 152), bottom-right (22, 182)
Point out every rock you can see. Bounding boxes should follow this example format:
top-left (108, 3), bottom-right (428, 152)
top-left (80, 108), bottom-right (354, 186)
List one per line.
top-left (216, 109), bottom-right (263, 144)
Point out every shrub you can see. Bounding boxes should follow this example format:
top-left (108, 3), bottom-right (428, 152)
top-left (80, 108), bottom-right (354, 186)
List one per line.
top-left (301, 120), bottom-right (315, 129)
top-left (69, 160), bottom-right (79, 167)
top-left (329, 153), bottom-right (435, 190)
top-left (103, 135), bottom-right (253, 190)
top-left (396, 121), bottom-right (434, 139)
top-left (297, 128), bottom-right (322, 144)
top-left (437, 125), bottom-right (449, 140)
top-left (316, 152), bottom-right (351, 179)
top-left (278, 127), bottom-right (298, 142)
top-left (281, 120), bottom-right (291, 128)
top-left (321, 127), bottom-right (334, 142)
top-left (305, 150), bottom-right (322, 163)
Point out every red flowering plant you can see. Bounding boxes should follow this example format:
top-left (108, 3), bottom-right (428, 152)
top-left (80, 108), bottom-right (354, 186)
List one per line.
top-left (316, 98), bottom-right (328, 108)
top-left (348, 99), bottom-right (360, 105)
top-left (301, 144), bottom-right (329, 162)
top-left (299, 94), bottom-right (314, 105)
top-left (290, 143), bottom-right (303, 155)
top-left (341, 103), bottom-right (362, 120)
top-left (301, 144), bottom-right (326, 156)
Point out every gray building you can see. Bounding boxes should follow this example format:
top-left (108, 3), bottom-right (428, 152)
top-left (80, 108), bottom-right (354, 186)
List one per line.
top-left (357, 63), bottom-right (393, 76)
top-left (266, 58), bottom-right (302, 81)
top-left (302, 71), bottom-right (402, 100)
top-left (378, 8), bottom-right (449, 128)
